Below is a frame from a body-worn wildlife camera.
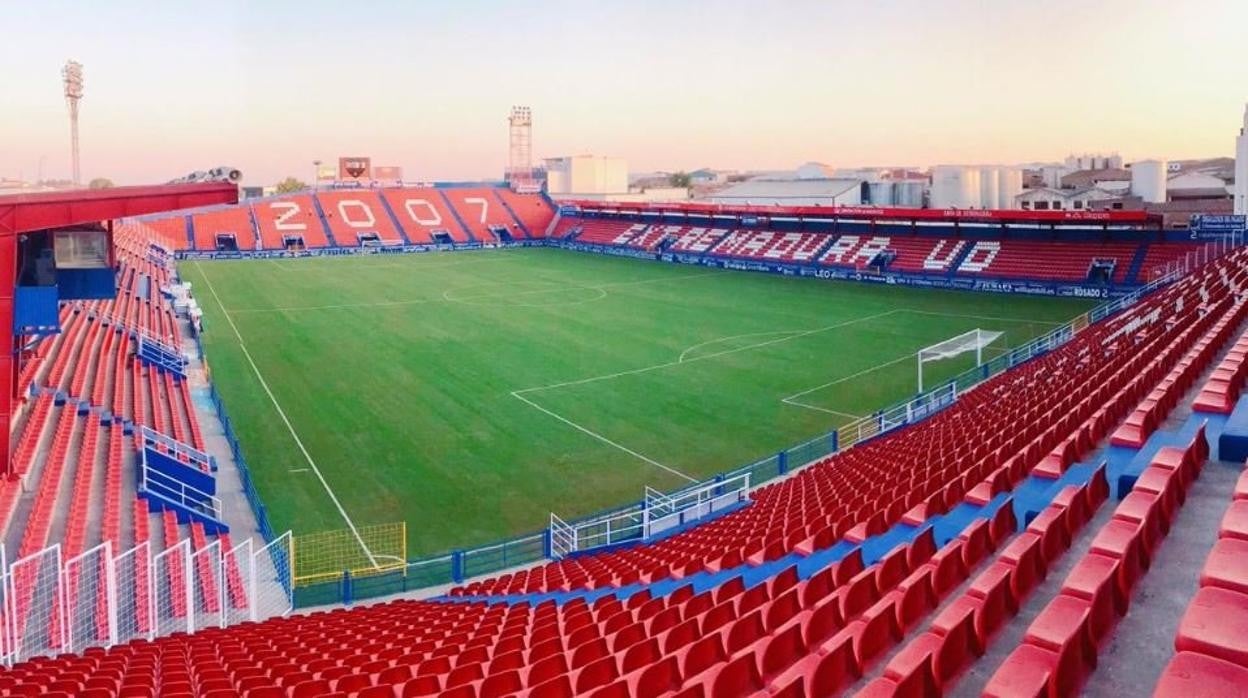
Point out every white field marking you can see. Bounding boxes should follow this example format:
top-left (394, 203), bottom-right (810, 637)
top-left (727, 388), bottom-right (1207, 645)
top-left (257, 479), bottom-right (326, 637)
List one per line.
top-left (229, 270), bottom-right (723, 314)
top-left (511, 391), bottom-right (698, 483)
top-left (783, 353), bottom-right (916, 401)
top-left (780, 400), bottom-right (863, 419)
top-left (194, 262), bottom-right (380, 569)
top-left (516, 309), bottom-right (905, 396)
top-left (288, 468), bottom-right (310, 473)
top-left (780, 328), bottom-right (1014, 417)
top-left (509, 310), bottom-right (901, 482)
top-left (677, 330), bottom-right (806, 363)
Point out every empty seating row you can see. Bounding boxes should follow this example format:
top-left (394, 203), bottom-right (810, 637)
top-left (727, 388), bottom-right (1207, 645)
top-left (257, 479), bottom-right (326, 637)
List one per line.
top-left (1192, 328), bottom-right (1248, 414)
top-left (1138, 242), bottom-right (1205, 284)
top-left (495, 188), bottom-right (551, 238)
top-left (668, 228), bottom-right (730, 254)
top-left (570, 221), bottom-right (647, 246)
top-left (709, 231), bottom-right (829, 264)
top-left (985, 432), bottom-right (1208, 696)
top-left (866, 468), bottom-right (1108, 696)
top-left (380, 188), bottom-right (472, 244)
top-left (547, 214), bottom-right (1205, 286)
top-left (313, 190), bottom-right (405, 246)
top-left (625, 225), bottom-right (678, 251)
top-left (1154, 459), bottom-right (1248, 695)
top-left (961, 240), bottom-right (1139, 283)
top-left (1107, 294), bottom-right (1246, 448)
top-left (142, 215), bottom-right (191, 251)
top-left (171, 187), bottom-right (556, 251)
top-left (192, 206), bottom-right (259, 252)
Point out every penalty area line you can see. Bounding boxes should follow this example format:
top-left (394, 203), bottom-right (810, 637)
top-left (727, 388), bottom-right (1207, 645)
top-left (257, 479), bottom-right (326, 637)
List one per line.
top-left (510, 391), bottom-right (698, 484)
top-left (779, 398), bottom-right (862, 419)
top-left (194, 262), bottom-right (381, 569)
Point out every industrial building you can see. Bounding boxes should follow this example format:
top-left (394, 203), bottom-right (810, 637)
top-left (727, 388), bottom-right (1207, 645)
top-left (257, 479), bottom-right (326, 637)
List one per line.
top-left (543, 155), bottom-right (628, 198)
top-left (1064, 152), bottom-right (1124, 171)
top-left (1015, 186), bottom-right (1118, 211)
top-left (703, 177), bottom-right (862, 206)
top-left (928, 165), bottom-right (1024, 209)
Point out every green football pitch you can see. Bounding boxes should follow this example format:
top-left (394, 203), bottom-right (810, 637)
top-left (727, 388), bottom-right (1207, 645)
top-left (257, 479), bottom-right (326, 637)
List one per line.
top-left (181, 248), bottom-right (1095, 557)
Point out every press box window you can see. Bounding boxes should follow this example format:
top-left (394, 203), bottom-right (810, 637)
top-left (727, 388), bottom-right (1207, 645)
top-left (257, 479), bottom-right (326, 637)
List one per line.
top-left (54, 228), bottom-right (111, 268)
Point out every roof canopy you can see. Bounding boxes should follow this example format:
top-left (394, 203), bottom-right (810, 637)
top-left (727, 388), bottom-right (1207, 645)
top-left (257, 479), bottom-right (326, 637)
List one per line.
top-left (0, 182), bottom-right (238, 236)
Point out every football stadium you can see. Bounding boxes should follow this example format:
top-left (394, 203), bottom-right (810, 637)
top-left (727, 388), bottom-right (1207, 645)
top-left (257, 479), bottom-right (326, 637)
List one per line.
top-left (3, 3), bottom-right (1248, 696)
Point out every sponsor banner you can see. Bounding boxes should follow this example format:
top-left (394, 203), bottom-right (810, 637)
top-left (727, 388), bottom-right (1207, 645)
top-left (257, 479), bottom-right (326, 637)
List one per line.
top-left (1189, 214), bottom-right (1246, 240)
top-left (575, 242), bottom-right (1120, 298)
top-left (1191, 214), bottom-right (1246, 232)
top-left (558, 242), bottom-right (660, 261)
top-left (174, 241), bottom-right (546, 261)
top-left (338, 156), bottom-right (373, 181)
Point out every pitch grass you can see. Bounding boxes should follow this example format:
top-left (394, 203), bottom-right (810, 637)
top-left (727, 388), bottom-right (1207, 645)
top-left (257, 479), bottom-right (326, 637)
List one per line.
top-left (181, 248), bottom-right (1095, 557)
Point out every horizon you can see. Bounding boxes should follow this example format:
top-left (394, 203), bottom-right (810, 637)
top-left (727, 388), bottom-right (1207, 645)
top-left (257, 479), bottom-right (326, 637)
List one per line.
top-left (1, 0), bottom-right (1246, 186)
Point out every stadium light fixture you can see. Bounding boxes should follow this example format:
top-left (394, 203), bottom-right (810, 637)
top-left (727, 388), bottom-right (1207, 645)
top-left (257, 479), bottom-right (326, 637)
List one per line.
top-left (62, 60), bottom-right (84, 185)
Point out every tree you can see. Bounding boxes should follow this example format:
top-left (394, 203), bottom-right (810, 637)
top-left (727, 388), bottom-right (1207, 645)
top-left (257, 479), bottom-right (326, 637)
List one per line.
top-left (87, 177), bottom-right (114, 189)
top-left (274, 177), bottom-right (308, 194)
top-left (668, 171), bottom-right (692, 188)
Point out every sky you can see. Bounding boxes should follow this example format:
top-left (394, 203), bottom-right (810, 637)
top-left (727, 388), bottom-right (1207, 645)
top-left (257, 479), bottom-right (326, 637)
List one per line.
top-left (1, 0), bottom-right (1246, 186)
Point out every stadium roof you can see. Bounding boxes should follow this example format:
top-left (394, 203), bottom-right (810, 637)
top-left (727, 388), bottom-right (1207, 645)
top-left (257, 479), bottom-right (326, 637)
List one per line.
top-left (0, 182), bottom-right (238, 236)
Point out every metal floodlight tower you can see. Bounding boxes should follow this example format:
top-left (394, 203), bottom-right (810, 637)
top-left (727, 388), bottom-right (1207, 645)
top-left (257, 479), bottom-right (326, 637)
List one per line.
top-left (63, 60), bottom-right (84, 186)
top-left (508, 106), bottom-right (533, 183)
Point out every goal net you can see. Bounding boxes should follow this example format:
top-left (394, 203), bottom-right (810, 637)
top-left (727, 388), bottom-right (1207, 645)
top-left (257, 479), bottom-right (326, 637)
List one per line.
top-left (917, 328), bottom-right (1003, 392)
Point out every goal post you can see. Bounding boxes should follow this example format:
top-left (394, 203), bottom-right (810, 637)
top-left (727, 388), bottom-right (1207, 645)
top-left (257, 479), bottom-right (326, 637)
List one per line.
top-left (917, 328), bottom-right (1003, 392)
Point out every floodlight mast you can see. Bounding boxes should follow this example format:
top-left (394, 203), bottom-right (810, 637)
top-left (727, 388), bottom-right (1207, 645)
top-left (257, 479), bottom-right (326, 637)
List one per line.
top-left (508, 106), bottom-right (533, 183)
top-left (63, 60), bottom-right (84, 186)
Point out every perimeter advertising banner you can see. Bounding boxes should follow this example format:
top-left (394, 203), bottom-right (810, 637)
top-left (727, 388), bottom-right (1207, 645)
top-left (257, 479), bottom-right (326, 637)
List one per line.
top-left (338, 156), bottom-right (372, 181)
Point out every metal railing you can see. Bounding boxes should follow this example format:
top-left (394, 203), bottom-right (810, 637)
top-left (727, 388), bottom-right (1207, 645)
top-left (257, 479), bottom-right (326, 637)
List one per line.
top-left (0, 534), bottom-right (291, 666)
top-left (550, 472), bottom-right (752, 558)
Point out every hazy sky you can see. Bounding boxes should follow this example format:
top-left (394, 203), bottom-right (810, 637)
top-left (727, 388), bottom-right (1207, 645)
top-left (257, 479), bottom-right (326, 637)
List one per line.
top-left (2, 0), bottom-right (1245, 186)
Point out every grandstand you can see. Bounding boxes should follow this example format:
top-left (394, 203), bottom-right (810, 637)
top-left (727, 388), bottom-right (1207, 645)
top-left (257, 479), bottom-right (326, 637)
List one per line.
top-left (2, 179), bottom-right (1248, 698)
top-left (549, 205), bottom-right (1200, 293)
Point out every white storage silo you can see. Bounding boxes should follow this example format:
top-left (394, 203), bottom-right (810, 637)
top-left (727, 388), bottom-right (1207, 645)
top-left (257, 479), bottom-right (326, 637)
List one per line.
top-left (932, 165), bottom-right (983, 209)
top-left (997, 168), bottom-right (1024, 209)
top-left (962, 168), bottom-right (982, 208)
top-left (929, 166), bottom-right (958, 209)
top-left (895, 180), bottom-right (924, 207)
top-left (1131, 160), bottom-right (1167, 204)
top-left (868, 181), bottom-right (894, 206)
top-left (979, 167), bottom-right (1000, 210)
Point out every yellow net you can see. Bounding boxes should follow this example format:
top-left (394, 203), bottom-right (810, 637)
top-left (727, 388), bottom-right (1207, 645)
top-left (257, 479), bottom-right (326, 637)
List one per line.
top-left (292, 522), bottom-right (406, 586)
